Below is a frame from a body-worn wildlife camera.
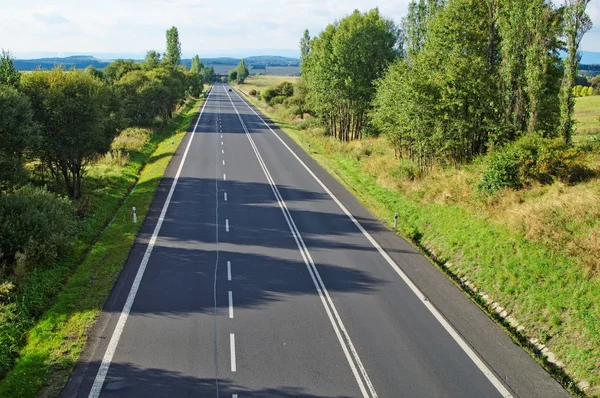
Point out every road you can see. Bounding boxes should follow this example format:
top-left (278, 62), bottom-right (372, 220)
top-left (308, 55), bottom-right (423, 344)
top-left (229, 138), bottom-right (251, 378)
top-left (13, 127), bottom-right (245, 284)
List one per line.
top-left (63, 83), bottom-right (569, 397)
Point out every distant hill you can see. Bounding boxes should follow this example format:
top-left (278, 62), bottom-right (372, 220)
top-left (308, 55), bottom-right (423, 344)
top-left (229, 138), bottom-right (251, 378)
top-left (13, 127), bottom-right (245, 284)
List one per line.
top-left (14, 56), bottom-right (111, 71)
top-left (14, 54), bottom-right (300, 71)
top-left (183, 55), bottom-right (299, 68)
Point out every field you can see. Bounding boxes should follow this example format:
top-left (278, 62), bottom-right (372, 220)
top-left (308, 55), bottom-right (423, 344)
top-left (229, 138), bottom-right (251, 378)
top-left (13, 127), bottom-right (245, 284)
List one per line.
top-left (574, 95), bottom-right (600, 143)
top-left (236, 78), bottom-right (600, 395)
top-left (239, 75), bottom-right (300, 93)
top-left (208, 64), bottom-right (300, 76)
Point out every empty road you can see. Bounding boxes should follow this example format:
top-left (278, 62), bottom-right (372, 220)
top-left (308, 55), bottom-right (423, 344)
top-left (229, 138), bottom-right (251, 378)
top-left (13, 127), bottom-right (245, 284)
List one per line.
top-left (63, 83), bottom-right (568, 397)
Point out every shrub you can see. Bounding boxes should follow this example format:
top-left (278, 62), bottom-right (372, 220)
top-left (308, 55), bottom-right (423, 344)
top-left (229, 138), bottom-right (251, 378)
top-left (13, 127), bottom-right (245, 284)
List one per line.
top-left (390, 159), bottom-right (419, 180)
top-left (277, 81), bottom-right (294, 97)
top-left (110, 127), bottom-right (151, 152)
top-left (295, 117), bottom-right (322, 130)
top-left (478, 150), bottom-right (521, 194)
top-left (261, 87), bottom-right (279, 103)
top-left (0, 186), bottom-right (77, 278)
top-left (249, 89), bottom-right (257, 96)
top-left (478, 134), bottom-right (590, 194)
top-left (269, 95), bottom-right (287, 106)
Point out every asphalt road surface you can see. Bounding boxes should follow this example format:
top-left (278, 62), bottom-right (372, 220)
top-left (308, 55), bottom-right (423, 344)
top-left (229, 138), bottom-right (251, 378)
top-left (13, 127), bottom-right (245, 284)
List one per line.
top-left (62, 83), bottom-right (569, 398)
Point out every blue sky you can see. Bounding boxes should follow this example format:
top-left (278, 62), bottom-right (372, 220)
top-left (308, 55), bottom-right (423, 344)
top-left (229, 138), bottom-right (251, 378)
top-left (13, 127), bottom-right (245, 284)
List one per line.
top-left (1, 0), bottom-right (599, 59)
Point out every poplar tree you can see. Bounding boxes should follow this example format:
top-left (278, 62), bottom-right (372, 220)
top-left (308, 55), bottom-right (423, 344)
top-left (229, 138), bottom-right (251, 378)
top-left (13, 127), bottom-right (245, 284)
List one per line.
top-left (559, 0), bottom-right (592, 143)
top-left (165, 26), bottom-right (182, 68)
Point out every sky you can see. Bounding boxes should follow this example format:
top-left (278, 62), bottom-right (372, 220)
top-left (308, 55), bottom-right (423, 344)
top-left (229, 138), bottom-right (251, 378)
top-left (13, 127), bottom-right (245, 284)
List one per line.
top-left (1, 0), bottom-right (599, 59)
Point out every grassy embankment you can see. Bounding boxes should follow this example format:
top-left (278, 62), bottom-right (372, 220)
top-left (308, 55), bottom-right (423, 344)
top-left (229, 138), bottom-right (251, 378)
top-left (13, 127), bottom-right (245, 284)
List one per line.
top-left (0, 91), bottom-right (207, 397)
top-left (237, 76), bottom-right (600, 396)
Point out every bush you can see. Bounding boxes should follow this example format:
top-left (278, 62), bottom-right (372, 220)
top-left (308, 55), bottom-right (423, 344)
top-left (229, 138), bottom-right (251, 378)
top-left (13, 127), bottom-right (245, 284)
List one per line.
top-left (478, 134), bottom-right (589, 194)
top-left (478, 150), bottom-right (521, 194)
top-left (269, 95), bottom-right (287, 106)
top-left (249, 89), bottom-right (257, 96)
top-left (295, 117), bottom-right (322, 130)
top-left (0, 186), bottom-right (77, 278)
top-left (277, 81), bottom-right (294, 97)
top-left (261, 87), bottom-right (279, 103)
top-left (390, 159), bottom-right (419, 181)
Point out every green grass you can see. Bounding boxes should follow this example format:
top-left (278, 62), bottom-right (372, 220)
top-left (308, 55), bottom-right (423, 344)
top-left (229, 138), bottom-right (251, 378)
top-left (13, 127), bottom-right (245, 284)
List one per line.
top-left (238, 75), bottom-right (300, 95)
top-left (574, 95), bottom-right (600, 144)
top-left (0, 93), bottom-right (206, 397)
top-left (237, 88), bottom-right (600, 396)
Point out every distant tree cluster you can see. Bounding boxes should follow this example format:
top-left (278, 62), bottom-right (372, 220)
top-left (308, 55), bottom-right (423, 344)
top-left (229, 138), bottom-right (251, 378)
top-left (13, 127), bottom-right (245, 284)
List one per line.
top-left (0, 26), bottom-right (212, 200)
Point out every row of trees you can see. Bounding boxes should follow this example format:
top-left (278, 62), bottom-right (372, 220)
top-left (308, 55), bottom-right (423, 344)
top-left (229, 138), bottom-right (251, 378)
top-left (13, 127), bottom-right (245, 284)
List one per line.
top-left (297, 1), bottom-right (592, 171)
top-left (0, 26), bottom-right (212, 199)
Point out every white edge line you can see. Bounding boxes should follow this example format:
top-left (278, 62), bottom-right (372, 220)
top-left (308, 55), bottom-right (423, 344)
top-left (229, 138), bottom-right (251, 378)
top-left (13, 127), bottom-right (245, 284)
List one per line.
top-left (230, 333), bottom-right (237, 372)
top-left (225, 89), bottom-right (371, 398)
top-left (230, 86), bottom-right (513, 398)
top-left (227, 260), bottom-right (231, 281)
top-left (228, 290), bottom-right (234, 318)
top-left (89, 89), bottom-right (213, 398)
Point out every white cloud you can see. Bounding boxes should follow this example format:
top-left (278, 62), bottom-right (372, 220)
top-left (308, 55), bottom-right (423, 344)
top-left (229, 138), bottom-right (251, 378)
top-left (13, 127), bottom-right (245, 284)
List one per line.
top-left (0, 0), bottom-right (599, 57)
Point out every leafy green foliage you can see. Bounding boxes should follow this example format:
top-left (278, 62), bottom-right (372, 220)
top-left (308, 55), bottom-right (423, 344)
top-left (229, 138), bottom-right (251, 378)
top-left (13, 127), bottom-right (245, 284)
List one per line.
top-left (164, 26), bottom-right (182, 68)
top-left (20, 68), bottom-right (122, 198)
top-left (249, 89), bottom-right (257, 96)
top-left (303, 8), bottom-right (400, 141)
top-left (235, 59), bottom-right (249, 84)
top-left (261, 87), bottom-right (279, 103)
top-left (144, 50), bottom-right (161, 70)
top-left (559, 0), bottom-right (593, 144)
top-left (0, 50), bottom-right (20, 88)
top-left (228, 69), bottom-right (238, 82)
top-left (103, 59), bottom-right (140, 83)
top-left (478, 135), bottom-right (589, 194)
top-left (190, 55), bottom-right (203, 74)
top-left (0, 186), bottom-right (76, 278)
top-left (0, 85), bottom-right (37, 189)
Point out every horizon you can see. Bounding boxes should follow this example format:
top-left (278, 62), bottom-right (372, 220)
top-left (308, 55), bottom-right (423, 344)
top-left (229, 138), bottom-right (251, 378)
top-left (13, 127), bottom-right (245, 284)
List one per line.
top-left (1, 1), bottom-right (599, 57)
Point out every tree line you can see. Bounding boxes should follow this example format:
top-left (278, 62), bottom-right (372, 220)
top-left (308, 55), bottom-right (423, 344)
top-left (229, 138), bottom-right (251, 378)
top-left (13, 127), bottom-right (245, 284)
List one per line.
top-left (297, 0), bottom-right (593, 171)
top-left (1, 26), bottom-right (215, 199)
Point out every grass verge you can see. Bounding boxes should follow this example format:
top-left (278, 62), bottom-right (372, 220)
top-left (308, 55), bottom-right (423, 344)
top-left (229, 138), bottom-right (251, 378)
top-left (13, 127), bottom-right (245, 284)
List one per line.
top-left (0, 94), bottom-right (205, 397)
top-left (236, 82), bottom-right (600, 396)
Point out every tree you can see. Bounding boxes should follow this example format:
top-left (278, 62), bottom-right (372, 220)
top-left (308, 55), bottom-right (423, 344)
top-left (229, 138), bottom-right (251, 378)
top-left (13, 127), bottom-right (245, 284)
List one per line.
top-left (235, 59), bottom-right (249, 84)
top-left (190, 55), bottom-right (203, 73)
top-left (559, 0), bottom-right (592, 144)
top-left (104, 59), bottom-right (140, 82)
top-left (303, 8), bottom-right (400, 141)
top-left (144, 50), bottom-right (161, 69)
top-left (228, 69), bottom-right (238, 82)
top-left (0, 85), bottom-right (37, 189)
top-left (300, 29), bottom-right (311, 65)
top-left (401, 0), bottom-right (445, 61)
top-left (202, 66), bottom-right (216, 83)
top-left (165, 26), bottom-right (182, 68)
top-left (85, 65), bottom-right (105, 81)
top-left (20, 68), bottom-right (120, 198)
top-left (0, 50), bottom-right (20, 88)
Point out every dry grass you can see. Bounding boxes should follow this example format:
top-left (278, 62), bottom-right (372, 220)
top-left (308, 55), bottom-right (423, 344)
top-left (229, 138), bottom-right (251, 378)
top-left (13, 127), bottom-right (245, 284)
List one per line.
top-left (238, 75), bottom-right (300, 97)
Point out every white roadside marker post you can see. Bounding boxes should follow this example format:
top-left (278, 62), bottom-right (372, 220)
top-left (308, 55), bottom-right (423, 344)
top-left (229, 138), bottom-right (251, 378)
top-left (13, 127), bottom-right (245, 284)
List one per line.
top-left (394, 212), bottom-right (398, 230)
top-left (132, 207), bottom-right (137, 224)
